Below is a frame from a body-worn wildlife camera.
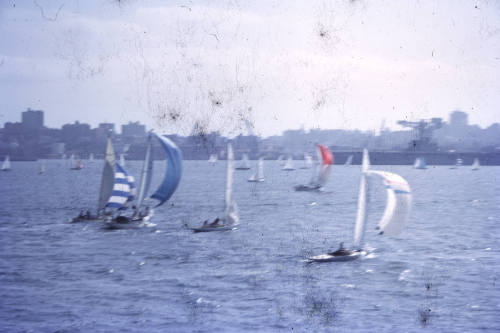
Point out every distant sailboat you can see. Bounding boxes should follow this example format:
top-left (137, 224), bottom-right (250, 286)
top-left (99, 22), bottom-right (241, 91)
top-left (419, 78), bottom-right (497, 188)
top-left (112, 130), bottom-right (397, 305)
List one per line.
top-left (295, 145), bottom-right (333, 191)
top-left (413, 157), bottom-right (427, 169)
top-left (450, 158), bottom-right (463, 169)
top-left (277, 155), bottom-right (285, 165)
top-left (208, 154), bottom-right (217, 164)
top-left (344, 155), bottom-right (353, 166)
top-left (248, 157), bottom-right (264, 182)
top-left (282, 157), bottom-right (295, 171)
top-left (193, 143), bottom-right (239, 232)
top-left (471, 158), bottom-right (480, 170)
top-left (1, 155), bottom-right (11, 171)
top-left (89, 153), bottom-right (94, 162)
top-left (308, 149), bottom-right (412, 262)
top-left (120, 154), bottom-right (126, 167)
top-left (106, 133), bottom-right (182, 227)
top-left (39, 160), bottom-right (45, 174)
top-left (235, 153), bottom-right (251, 170)
top-left (300, 154), bottom-right (313, 169)
top-left (71, 155), bottom-right (83, 170)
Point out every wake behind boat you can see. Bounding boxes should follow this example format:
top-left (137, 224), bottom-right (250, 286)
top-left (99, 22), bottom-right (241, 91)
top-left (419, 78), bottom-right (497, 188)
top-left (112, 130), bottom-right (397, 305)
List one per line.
top-left (294, 144), bottom-right (333, 191)
top-left (307, 149), bottom-right (413, 263)
top-left (193, 143), bottom-right (239, 232)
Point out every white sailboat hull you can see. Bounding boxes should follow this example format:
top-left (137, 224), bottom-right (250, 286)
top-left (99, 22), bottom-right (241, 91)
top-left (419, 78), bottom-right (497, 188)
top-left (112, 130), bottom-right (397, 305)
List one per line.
top-left (308, 251), bottom-right (365, 262)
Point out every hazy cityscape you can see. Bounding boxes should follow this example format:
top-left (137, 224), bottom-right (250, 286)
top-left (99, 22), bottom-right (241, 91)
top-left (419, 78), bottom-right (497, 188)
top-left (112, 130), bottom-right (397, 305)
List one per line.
top-left (1, 108), bottom-right (499, 162)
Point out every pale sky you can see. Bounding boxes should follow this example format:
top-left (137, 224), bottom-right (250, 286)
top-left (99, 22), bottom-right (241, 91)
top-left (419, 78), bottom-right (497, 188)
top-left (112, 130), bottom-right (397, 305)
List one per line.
top-left (0, 0), bottom-right (499, 136)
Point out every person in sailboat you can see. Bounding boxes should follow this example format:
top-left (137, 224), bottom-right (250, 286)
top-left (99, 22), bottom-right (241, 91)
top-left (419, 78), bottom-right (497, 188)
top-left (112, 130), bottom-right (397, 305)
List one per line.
top-left (209, 217), bottom-right (220, 227)
top-left (131, 205), bottom-right (138, 219)
top-left (85, 209), bottom-right (91, 219)
top-left (328, 242), bottom-right (351, 256)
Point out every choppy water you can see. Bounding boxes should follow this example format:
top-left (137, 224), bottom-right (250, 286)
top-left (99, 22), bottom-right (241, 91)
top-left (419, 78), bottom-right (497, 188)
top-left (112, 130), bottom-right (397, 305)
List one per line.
top-left (1, 160), bottom-right (499, 332)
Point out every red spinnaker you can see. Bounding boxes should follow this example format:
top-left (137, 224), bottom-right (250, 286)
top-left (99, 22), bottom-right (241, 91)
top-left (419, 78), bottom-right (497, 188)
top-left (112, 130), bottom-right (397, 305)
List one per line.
top-left (317, 144), bottom-right (334, 165)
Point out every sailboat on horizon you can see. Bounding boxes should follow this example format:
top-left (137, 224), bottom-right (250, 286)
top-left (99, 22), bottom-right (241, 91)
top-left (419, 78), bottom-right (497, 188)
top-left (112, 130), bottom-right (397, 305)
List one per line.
top-left (344, 155), bottom-right (353, 166)
top-left (39, 160), bottom-right (45, 174)
top-left (307, 149), bottom-right (412, 262)
top-left (413, 157), bottom-right (427, 169)
top-left (208, 154), bottom-right (217, 164)
top-left (300, 154), bottom-right (313, 169)
top-left (192, 143), bottom-right (239, 232)
top-left (235, 153), bottom-right (251, 170)
top-left (248, 157), bottom-right (265, 182)
top-left (70, 154), bottom-right (83, 170)
top-left (105, 133), bottom-right (183, 228)
top-left (450, 158), bottom-right (463, 169)
top-left (1, 155), bottom-right (11, 171)
top-left (471, 158), bottom-right (480, 170)
top-left (282, 157), bottom-right (295, 171)
top-left (294, 145), bottom-right (333, 191)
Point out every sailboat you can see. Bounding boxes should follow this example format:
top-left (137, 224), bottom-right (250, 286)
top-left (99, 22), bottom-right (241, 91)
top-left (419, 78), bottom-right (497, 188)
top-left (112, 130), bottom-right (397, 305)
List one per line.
top-left (1, 155), bottom-right (11, 171)
top-left (193, 143), bottom-right (239, 232)
top-left (282, 157), bottom-right (295, 171)
top-left (300, 154), bottom-right (313, 169)
top-left (471, 158), bottom-right (480, 170)
top-left (450, 158), bottom-right (463, 169)
top-left (72, 136), bottom-right (116, 222)
top-left (208, 154), bottom-right (217, 164)
top-left (413, 157), bottom-right (427, 169)
top-left (235, 153), bottom-right (251, 170)
top-left (344, 155), bottom-right (353, 166)
top-left (295, 145), bottom-right (333, 191)
top-left (39, 160), bottom-right (45, 174)
top-left (70, 154), bottom-right (83, 170)
top-left (248, 158), bottom-right (264, 182)
top-left (103, 163), bottom-right (137, 228)
top-left (277, 155), bottom-right (284, 165)
top-left (89, 153), bottom-right (94, 162)
top-left (120, 154), bottom-right (126, 167)
top-left (106, 133), bottom-right (183, 227)
top-left (308, 149), bottom-right (412, 262)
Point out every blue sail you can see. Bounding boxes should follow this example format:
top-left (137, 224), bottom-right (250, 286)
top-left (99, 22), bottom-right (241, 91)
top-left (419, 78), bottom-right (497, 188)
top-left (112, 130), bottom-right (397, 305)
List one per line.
top-left (150, 134), bottom-right (182, 207)
top-left (106, 163), bottom-right (131, 210)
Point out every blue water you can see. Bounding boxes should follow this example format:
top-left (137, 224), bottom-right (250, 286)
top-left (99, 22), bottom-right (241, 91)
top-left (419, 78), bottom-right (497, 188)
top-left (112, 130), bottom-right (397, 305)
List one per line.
top-left (1, 160), bottom-right (499, 332)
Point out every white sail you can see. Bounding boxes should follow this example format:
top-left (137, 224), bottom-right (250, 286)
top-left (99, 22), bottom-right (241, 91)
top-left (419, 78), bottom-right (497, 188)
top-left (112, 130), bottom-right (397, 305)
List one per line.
top-left (353, 149), bottom-right (370, 249)
top-left (136, 135), bottom-right (154, 209)
top-left (344, 155), bottom-right (353, 166)
top-left (1, 155), bottom-right (11, 171)
top-left (97, 137), bottom-right (116, 213)
top-left (69, 154), bottom-right (75, 168)
top-left (89, 153), bottom-right (94, 162)
top-left (367, 170), bottom-right (412, 236)
top-left (282, 157), bottom-right (294, 170)
top-left (39, 160), bottom-right (45, 174)
top-left (413, 157), bottom-right (426, 169)
top-left (257, 158), bottom-right (264, 181)
top-left (471, 158), bottom-right (480, 170)
top-left (208, 154), bottom-right (217, 164)
top-left (224, 143), bottom-right (238, 225)
top-left (120, 154), bottom-right (125, 167)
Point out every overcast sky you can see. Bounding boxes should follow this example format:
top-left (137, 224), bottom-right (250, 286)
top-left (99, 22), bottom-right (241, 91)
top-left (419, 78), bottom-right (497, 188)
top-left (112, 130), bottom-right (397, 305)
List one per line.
top-left (0, 0), bottom-right (499, 136)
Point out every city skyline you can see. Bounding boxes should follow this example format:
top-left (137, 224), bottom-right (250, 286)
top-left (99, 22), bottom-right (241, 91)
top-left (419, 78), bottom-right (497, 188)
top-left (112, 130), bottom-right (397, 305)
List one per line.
top-left (1, 1), bottom-right (499, 137)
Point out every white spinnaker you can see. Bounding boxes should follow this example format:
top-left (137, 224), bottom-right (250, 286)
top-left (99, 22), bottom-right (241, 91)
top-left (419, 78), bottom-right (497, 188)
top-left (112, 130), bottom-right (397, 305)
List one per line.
top-left (224, 143), bottom-right (238, 225)
top-left (257, 157), bottom-right (264, 180)
top-left (367, 170), bottom-right (412, 236)
top-left (353, 149), bottom-right (370, 249)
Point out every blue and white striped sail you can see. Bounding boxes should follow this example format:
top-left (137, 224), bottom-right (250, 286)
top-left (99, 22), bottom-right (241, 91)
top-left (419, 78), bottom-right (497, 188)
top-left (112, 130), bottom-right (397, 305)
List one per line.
top-left (367, 170), bottom-right (412, 236)
top-left (106, 163), bottom-right (131, 209)
top-left (150, 134), bottom-right (183, 207)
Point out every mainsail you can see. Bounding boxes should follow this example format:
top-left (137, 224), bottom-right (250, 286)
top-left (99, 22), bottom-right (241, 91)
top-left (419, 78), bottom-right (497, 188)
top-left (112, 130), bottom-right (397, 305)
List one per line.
top-left (257, 158), bottom-right (264, 181)
top-left (283, 157), bottom-right (294, 170)
top-left (367, 170), bottom-right (412, 236)
top-left (344, 155), bottom-right (353, 166)
top-left (97, 137), bottom-right (116, 213)
top-left (471, 158), bottom-right (480, 170)
top-left (224, 143), bottom-right (239, 225)
top-left (39, 160), bottom-right (45, 174)
top-left (105, 163), bottom-right (131, 210)
top-left (136, 134), bottom-right (154, 209)
top-left (150, 134), bottom-right (183, 207)
top-left (120, 154), bottom-right (126, 167)
top-left (414, 157), bottom-right (426, 169)
top-left (1, 155), bottom-right (11, 171)
top-left (353, 149), bottom-right (370, 249)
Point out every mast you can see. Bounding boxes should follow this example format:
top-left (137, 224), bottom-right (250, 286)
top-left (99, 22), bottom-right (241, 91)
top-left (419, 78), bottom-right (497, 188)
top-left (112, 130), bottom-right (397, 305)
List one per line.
top-left (136, 134), bottom-right (153, 210)
top-left (225, 143), bottom-right (234, 216)
top-left (97, 136), bottom-right (116, 213)
top-left (353, 149), bottom-right (370, 250)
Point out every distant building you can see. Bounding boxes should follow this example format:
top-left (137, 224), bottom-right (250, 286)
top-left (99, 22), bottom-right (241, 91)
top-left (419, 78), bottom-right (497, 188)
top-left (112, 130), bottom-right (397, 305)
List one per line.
top-left (98, 123), bottom-right (115, 134)
top-left (22, 108), bottom-right (44, 131)
top-left (449, 111), bottom-right (468, 127)
top-left (122, 121), bottom-right (146, 137)
top-left (62, 121), bottom-right (91, 145)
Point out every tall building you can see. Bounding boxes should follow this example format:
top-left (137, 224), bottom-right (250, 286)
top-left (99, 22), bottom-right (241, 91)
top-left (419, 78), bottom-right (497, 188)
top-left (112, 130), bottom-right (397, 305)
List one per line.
top-left (98, 123), bottom-right (115, 134)
top-left (22, 108), bottom-right (44, 131)
top-left (449, 111), bottom-right (468, 127)
top-left (122, 121), bottom-right (146, 137)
